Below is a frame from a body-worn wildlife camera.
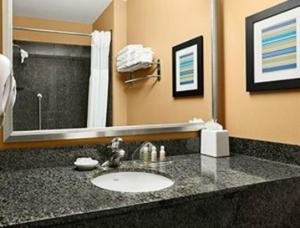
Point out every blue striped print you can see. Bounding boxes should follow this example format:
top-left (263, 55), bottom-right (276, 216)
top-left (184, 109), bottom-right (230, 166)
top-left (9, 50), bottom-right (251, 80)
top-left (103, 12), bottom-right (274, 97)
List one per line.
top-left (263, 35), bottom-right (296, 47)
top-left (261, 18), bottom-right (297, 73)
top-left (263, 63), bottom-right (297, 73)
top-left (262, 34), bottom-right (296, 47)
top-left (262, 46), bottom-right (296, 59)
top-left (262, 31), bottom-right (296, 43)
top-left (180, 80), bottom-right (194, 85)
top-left (180, 70), bottom-right (194, 76)
top-left (262, 19), bottom-right (296, 33)
top-left (180, 52), bottom-right (193, 59)
top-left (180, 60), bottom-right (194, 67)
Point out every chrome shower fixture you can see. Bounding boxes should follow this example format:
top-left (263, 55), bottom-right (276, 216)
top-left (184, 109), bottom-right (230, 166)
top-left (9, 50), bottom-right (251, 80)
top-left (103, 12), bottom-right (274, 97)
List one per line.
top-left (13, 44), bottom-right (29, 64)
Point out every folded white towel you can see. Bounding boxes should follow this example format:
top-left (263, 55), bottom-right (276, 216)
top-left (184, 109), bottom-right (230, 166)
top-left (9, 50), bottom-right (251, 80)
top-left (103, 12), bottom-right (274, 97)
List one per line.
top-left (117, 45), bottom-right (154, 72)
top-left (117, 46), bottom-right (153, 59)
top-left (143, 47), bottom-right (153, 53)
top-left (118, 44), bottom-right (143, 57)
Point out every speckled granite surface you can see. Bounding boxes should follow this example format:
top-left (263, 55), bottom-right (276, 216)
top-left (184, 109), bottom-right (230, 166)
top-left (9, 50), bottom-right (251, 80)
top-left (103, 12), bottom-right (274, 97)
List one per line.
top-left (230, 137), bottom-right (300, 166)
top-left (1, 153), bottom-right (300, 227)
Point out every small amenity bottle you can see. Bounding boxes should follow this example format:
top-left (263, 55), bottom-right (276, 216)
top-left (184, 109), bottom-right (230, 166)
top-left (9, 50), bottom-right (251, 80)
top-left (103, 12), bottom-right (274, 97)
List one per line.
top-left (159, 145), bottom-right (166, 162)
top-left (151, 146), bottom-right (157, 163)
top-left (143, 147), bottom-right (149, 165)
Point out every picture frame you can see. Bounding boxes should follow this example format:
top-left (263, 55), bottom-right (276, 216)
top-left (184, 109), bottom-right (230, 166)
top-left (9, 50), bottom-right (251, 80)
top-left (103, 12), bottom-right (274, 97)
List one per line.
top-left (246, 0), bottom-right (300, 92)
top-left (172, 36), bottom-right (204, 97)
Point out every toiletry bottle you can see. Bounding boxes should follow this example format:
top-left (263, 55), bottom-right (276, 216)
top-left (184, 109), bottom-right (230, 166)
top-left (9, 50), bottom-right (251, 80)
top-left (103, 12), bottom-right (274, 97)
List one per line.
top-left (159, 145), bottom-right (166, 162)
top-left (139, 147), bottom-right (144, 161)
top-left (151, 146), bottom-right (157, 163)
top-left (143, 147), bottom-right (149, 165)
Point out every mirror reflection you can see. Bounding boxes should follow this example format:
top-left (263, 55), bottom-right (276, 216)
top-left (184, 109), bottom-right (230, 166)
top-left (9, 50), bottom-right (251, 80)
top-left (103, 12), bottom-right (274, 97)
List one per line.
top-left (12, 0), bottom-right (211, 131)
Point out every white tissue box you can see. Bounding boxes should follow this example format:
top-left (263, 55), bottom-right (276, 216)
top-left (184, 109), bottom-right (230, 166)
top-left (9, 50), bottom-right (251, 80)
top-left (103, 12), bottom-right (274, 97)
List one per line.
top-left (201, 129), bottom-right (230, 158)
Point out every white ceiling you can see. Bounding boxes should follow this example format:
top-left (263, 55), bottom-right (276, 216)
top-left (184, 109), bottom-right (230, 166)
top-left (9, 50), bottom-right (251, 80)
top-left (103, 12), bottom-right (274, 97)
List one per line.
top-left (13, 0), bottom-right (113, 24)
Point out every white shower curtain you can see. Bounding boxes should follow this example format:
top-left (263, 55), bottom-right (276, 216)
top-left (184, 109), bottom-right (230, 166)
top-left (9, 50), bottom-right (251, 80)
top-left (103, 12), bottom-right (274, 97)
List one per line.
top-left (87, 31), bottom-right (111, 128)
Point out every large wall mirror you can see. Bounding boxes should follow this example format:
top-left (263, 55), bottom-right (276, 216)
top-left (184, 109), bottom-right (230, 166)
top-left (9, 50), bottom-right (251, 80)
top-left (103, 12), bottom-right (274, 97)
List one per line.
top-left (2, 0), bottom-right (214, 142)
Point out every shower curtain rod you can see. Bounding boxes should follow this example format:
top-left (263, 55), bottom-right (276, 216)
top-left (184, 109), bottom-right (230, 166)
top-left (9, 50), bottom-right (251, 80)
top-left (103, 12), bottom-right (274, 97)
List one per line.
top-left (13, 26), bottom-right (92, 37)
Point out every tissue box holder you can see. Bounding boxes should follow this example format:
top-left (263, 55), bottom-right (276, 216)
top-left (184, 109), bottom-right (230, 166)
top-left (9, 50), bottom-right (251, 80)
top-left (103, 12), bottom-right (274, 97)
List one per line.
top-left (201, 130), bottom-right (230, 158)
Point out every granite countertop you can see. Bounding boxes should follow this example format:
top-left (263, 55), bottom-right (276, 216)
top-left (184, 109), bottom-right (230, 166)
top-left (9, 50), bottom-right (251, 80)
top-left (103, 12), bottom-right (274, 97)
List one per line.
top-left (1, 154), bottom-right (300, 227)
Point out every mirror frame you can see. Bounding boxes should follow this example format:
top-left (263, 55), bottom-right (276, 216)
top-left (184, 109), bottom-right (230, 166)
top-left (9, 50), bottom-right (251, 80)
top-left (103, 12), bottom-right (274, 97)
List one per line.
top-left (2, 0), bottom-right (206, 143)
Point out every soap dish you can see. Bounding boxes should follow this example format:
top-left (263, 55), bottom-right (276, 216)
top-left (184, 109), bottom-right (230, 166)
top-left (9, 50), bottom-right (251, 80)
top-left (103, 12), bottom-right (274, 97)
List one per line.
top-left (74, 157), bottom-right (99, 171)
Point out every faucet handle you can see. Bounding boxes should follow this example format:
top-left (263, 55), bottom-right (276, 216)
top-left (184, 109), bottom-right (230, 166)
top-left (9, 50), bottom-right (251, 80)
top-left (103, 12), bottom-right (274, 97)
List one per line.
top-left (111, 137), bottom-right (123, 143)
top-left (108, 137), bottom-right (123, 150)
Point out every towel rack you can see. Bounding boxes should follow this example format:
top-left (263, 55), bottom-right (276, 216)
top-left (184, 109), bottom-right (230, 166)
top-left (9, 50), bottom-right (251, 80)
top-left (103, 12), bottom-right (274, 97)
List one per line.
top-left (124, 59), bottom-right (161, 84)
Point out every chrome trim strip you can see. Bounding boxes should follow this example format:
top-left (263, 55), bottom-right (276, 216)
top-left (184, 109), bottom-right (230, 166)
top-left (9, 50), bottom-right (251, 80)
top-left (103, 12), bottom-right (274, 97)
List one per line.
top-left (5, 123), bottom-right (204, 143)
top-left (13, 26), bottom-right (91, 37)
top-left (211, 0), bottom-right (219, 121)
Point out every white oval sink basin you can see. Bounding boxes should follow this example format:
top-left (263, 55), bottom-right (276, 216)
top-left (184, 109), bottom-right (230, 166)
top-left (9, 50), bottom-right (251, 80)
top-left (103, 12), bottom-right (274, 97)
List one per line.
top-left (91, 172), bottom-right (174, 193)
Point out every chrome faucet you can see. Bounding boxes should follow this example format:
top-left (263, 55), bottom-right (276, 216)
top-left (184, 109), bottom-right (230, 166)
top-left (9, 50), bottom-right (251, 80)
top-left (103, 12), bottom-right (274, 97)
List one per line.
top-left (102, 137), bottom-right (126, 168)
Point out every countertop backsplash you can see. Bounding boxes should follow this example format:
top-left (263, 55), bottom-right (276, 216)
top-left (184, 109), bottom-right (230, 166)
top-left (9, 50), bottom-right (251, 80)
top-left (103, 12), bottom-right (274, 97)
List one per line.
top-left (0, 137), bottom-right (200, 171)
top-left (230, 137), bottom-right (300, 166)
top-left (1, 136), bottom-right (300, 172)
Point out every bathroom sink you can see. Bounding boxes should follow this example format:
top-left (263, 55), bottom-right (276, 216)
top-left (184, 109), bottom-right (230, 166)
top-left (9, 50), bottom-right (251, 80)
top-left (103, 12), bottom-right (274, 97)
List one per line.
top-left (91, 172), bottom-right (174, 193)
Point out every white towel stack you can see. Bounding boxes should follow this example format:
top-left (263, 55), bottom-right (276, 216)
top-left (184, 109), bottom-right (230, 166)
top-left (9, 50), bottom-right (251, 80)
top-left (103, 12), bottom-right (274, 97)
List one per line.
top-left (117, 45), bottom-right (154, 72)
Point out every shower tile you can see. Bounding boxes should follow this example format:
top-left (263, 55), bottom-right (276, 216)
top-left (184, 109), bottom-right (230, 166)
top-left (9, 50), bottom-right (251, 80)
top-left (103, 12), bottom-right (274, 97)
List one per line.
top-left (13, 42), bottom-right (92, 130)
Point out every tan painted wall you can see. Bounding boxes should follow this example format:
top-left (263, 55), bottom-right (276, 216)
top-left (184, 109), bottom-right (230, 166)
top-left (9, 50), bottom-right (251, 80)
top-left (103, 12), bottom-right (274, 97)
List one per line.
top-left (111, 0), bottom-right (128, 126)
top-left (222, 0), bottom-right (300, 145)
top-left (13, 16), bottom-right (92, 46)
top-left (93, 2), bottom-right (114, 31)
top-left (126, 0), bottom-right (211, 125)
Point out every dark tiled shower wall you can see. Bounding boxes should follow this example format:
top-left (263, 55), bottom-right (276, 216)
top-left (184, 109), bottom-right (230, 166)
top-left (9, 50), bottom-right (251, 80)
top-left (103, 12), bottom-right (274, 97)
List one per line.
top-left (13, 41), bottom-right (112, 130)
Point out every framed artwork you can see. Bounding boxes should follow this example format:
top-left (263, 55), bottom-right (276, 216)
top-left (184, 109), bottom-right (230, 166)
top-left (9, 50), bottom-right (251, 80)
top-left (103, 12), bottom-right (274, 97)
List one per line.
top-left (246, 0), bottom-right (300, 92)
top-left (172, 36), bottom-right (204, 97)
